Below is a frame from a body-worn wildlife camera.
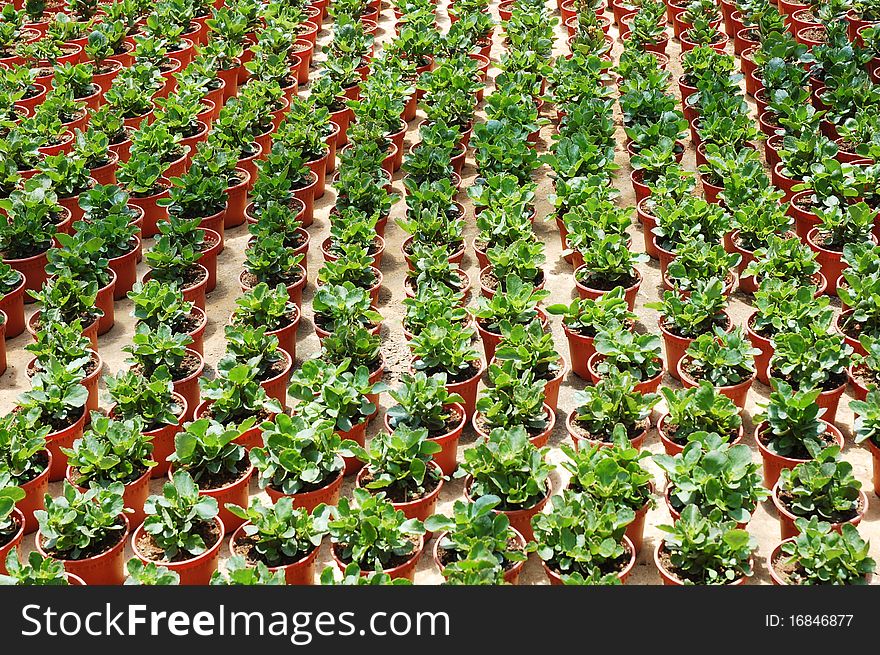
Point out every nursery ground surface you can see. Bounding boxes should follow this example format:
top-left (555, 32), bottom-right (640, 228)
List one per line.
top-left (5, 0), bottom-right (878, 585)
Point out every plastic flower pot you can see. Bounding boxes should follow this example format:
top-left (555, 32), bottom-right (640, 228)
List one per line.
top-left (223, 168), bottom-right (250, 229)
top-left (330, 536), bottom-right (424, 582)
top-left (562, 324), bottom-right (599, 380)
top-left (339, 420), bottom-right (368, 476)
top-left (229, 525), bottom-right (321, 585)
top-left (0, 508), bottom-right (24, 574)
top-left (67, 464), bottom-right (152, 530)
top-left (836, 310), bottom-right (867, 357)
top-left (464, 477), bottom-right (550, 543)
top-left (654, 540), bottom-right (751, 586)
top-left (292, 170), bottom-right (318, 227)
top-left (94, 269), bottom-right (116, 335)
top-left (356, 463), bottom-right (444, 528)
top-left (27, 311), bottom-right (99, 352)
top-left (3, 249), bottom-right (49, 303)
top-left (107, 235), bottom-right (141, 300)
top-left (768, 539), bottom-right (873, 585)
top-left (108, 393), bottom-right (187, 479)
top-left (16, 450), bottom-right (51, 534)
top-left (755, 420), bottom-right (844, 489)
top-left (433, 527), bottom-right (528, 584)
top-left (677, 357), bottom-right (755, 411)
top-left (566, 409), bottom-right (649, 452)
top-left (128, 179), bottom-right (170, 238)
top-left (266, 468), bottom-right (345, 515)
top-left (142, 263), bottom-right (208, 311)
top-left (0, 271), bottom-right (25, 337)
top-left (169, 463), bottom-right (253, 534)
top-left (543, 535), bottom-right (636, 585)
top-left (472, 403), bottom-right (556, 449)
top-left (89, 150), bottom-right (120, 185)
top-left (131, 516), bottom-right (224, 585)
top-left (807, 227), bottom-right (874, 296)
top-left (382, 403), bottom-right (465, 477)
top-left (659, 413), bottom-right (744, 457)
top-left (772, 481), bottom-right (867, 541)
top-left (322, 235), bottom-right (385, 269)
top-left (43, 409), bottom-right (87, 482)
top-left (848, 363), bottom-right (875, 403)
top-left (258, 349), bottom-right (292, 411)
top-left (574, 267), bottom-right (641, 311)
top-left (766, 372), bottom-right (847, 426)
top-left (261, 309), bottom-right (300, 362)
top-left (197, 228), bottom-right (222, 293)
top-left (36, 514), bottom-right (130, 585)
top-left (587, 353), bottom-right (665, 395)
top-left (168, 348), bottom-right (204, 422)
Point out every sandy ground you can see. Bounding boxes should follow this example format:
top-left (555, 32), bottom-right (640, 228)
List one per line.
top-left (6, 0), bottom-right (879, 585)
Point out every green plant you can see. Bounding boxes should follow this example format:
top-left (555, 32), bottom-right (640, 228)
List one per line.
top-left (209, 555), bottom-right (286, 585)
top-left (655, 432), bottom-right (768, 523)
top-left (758, 381), bottom-right (829, 460)
top-left (457, 426), bottom-right (551, 511)
top-left (219, 325), bottom-right (285, 382)
top-left (682, 326), bottom-right (758, 387)
top-left (168, 418), bottom-right (248, 487)
top-left (777, 446), bottom-right (862, 524)
top-left (199, 362), bottom-right (283, 429)
top-left (319, 561), bottom-right (412, 585)
top-left (750, 278), bottom-right (833, 339)
top-left (385, 372), bottom-right (465, 435)
top-left (350, 426), bottom-right (441, 502)
top-left (532, 492), bottom-right (634, 580)
top-left (648, 278), bottom-right (729, 339)
top-left (744, 235), bottom-right (821, 287)
top-left (658, 505), bottom-right (755, 584)
top-left (128, 280), bottom-right (197, 335)
top-left (0, 475), bottom-right (25, 542)
top-left (664, 240), bottom-right (740, 292)
top-left (661, 382), bottom-right (742, 446)
top-left (784, 504), bottom-right (877, 585)
top-left (476, 362), bottom-right (549, 434)
top-left (25, 317), bottom-right (92, 373)
top-left (409, 319), bottom-right (482, 382)
top-left (769, 325), bottom-right (851, 392)
top-left (124, 323), bottom-right (193, 379)
top-left (328, 488), bottom-right (425, 571)
top-left (593, 323), bottom-right (663, 381)
top-left (0, 413), bottom-right (50, 487)
top-left (288, 359), bottom-right (383, 433)
top-left (18, 358), bottom-right (88, 432)
top-left (124, 558), bottom-right (180, 585)
top-left (250, 414), bottom-right (350, 495)
top-left (546, 287), bottom-right (636, 337)
top-left (231, 282), bottom-right (297, 333)
top-left (63, 415), bottom-right (154, 487)
top-left (472, 275), bottom-right (548, 332)
top-left (562, 428), bottom-right (653, 514)
top-left (105, 370), bottom-right (181, 432)
top-left (426, 496), bottom-right (529, 575)
top-left (226, 497), bottom-right (331, 567)
top-left (35, 482), bottom-right (126, 560)
top-left (0, 551), bottom-right (70, 585)
top-left (569, 369), bottom-right (658, 442)
top-left (853, 389), bottom-right (880, 448)
top-left (142, 470), bottom-right (219, 560)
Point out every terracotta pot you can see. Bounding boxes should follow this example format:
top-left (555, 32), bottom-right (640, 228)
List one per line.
top-left (305, 151), bottom-right (329, 199)
top-left (772, 482), bottom-right (867, 540)
top-left (382, 403), bottom-right (465, 477)
top-left (573, 266), bottom-right (641, 311)
top-left (465, 477), bottom-right (550, 543)
top-left (543, 535), bottom-right (637, 584)
top-left (239, 265), bottom-right (307, 309)
top-left (677, 357), bottom-right (755, 411)
top-left (356, 463), bottom-right (444, 529)
top-left (128, 180), bottom-right (170, 238)
top-left (659, 320), bottom-right (695, 383)
top-left (169, 348), bottom-right (204, 421)
top-left (196, 228), bottom-right (221, 293)
top-left (263, 310), bottom-right (300, 362)
top-left (331, 537), bottom-right (423, 582)
top-left (292, 170), bottom-right (318, 227)
top-left (259, 349), bottom-right (292, 411)
top-left (94, 269), bottom-right (116, 335)
top-left (37, 514), bottom-right (130, 585)
top-left (433, 527), bottom-right (528, 584)
top-left (107, 236), bottom-right (140, 300)
top-left (229, 525), bottom-right (320, 585)
top-left (807, 227), bottom-right (873, 296)
top-left (132, 516), bottom-right (224, 585)
top-left (658, 413), bottom-right (744, 456)
top-left (143, 263), bottom-right (208, 311)
top-left (655, 540), bottom-right (751, 585)
top-left (266, 467), bottom-right (345, 515)
top-left (755, 420), bottom-right (844, 489)
top-left (16, 451), bottom-right (51, 534)
top-left (111, 393), bottom-right (188, 479)
top-left (566, 409), bottom-right (649, 452)
top-left (473, 403), bottom-right (556, 449)
top-left (224, 168), bottom-right (250, 229)
top-left (338, 420), bottom-right (368, 476)
top-left (3, 249), bottom-right (49, 302)
top-left (89, 151), bottom-right (119, 185)
top-left (0, 272), bottom-right (25, 336)
top-left (562, 324), bottom-right (598, 380)
top-left (45, 410), bottom-right (87, 481)
top-left (0, 508), bottom-right (24, 574)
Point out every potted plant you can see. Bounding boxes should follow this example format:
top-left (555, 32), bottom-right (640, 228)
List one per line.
top-left (35, 482), bottom-right (129, 585)
top-left (755, 381), bottom-right (845, 489)
top-left (0, 550), bottom-right (84, 585)
top-left (128, 280), bottom-right (207, 354)
top-left (473, 362), bottom-right (554, 447)
top-left (532, 492), bottom-right (637, 584)
top-left (409, 318), bottom-right (484, 419)
top-left (493, 317), bottom-right (566, 411)
top-left (471, 275), bottom-right (549, 361)
top-left (241, 231), bottom-right (307, 307)
top-left (151, 214), bottom-right (220, 293)
top-left (574, 233), bottom-right (647, 304)
top-left (0, 413), bottom-right (51, 534)
top-left (678, 326), bottom-right (758, 409)
top-left (0, 182), bottom-right (58, 297)
top-left (774, 446), bottom-right (867, 540)
top-left (655, 431), bottom-right (769, 525)
top-left (116, 153), bottom-right (171, 238)
top-left (351, 426), bottom-right (443, 524)
top-left (744, 234), bottom-right (825, 293)
top-left (658, 382), bottom-right (743, 456)
top-left (769, 519), bottom-right (875, 585)
top-left (63, 415), bottom-right (155, 528)
top-left (327, 488), bottom-right (426, 582)
top-left (0, 263), bottom-right (26, 338)
top-left (218, 325), bottom-right (291, 410)
top-left (0, 478), bottom-right (25, 575)
top-left (124, 558), bottom-right (180, 586)
top-left (565, 368), bottom-right (659, 452)
top-left (589, 323), bottom-right (665, 394)
top-left (427, 496), bottom-right (530, 584)
top-left (457, 426), bottom-right (552, 542)
top-left (106, 370), bottom-right (186, 479)
top-left (806, 202), bottom-right (876, 296)
top-left (196, 362), bottom-right (283, 449)
top-left (655, 505), bottom-right (755, 585)
top-left (227, 498), bottom-right (330, 585)
top-left (288, 359), bottom-right (383, 474)
top-left (124, 323), bottom-right (204, 422)
top-left (250, 414), bottom-right (351, 513)
top-left (144, 238), bottom-right (209, 310)
top-left (648, 277), bottom-right (730, 381)
top-left (547, 287), bottom-right (637, 377)
top-left (131, 471), bottom-right (222, 585)
top-left (562, 429), bottom-right (654, 553)
top-left (768, 324), bottom-right (852, 424)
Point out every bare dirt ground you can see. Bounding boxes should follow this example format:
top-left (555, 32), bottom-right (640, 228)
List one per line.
top-left (6, 0), bottom-right (878, 584)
